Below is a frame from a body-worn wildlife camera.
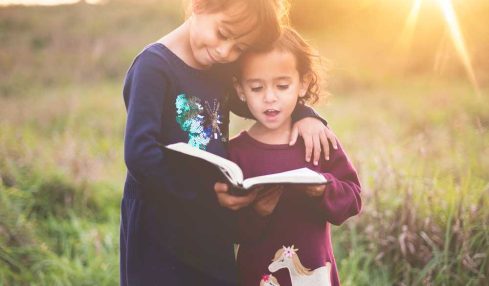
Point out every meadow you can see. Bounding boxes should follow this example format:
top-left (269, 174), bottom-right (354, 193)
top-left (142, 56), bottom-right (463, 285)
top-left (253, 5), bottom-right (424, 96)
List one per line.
top-left (0, 0), bottom-right (488, 285)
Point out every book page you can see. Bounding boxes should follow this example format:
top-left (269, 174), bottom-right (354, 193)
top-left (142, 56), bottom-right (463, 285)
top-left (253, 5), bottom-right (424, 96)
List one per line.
top-left (242, 168), bottom-right (327, 189)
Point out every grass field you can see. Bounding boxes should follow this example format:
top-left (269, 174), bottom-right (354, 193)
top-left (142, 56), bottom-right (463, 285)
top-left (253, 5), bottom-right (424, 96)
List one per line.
top-left (1, 1), bottom-right (488, 285)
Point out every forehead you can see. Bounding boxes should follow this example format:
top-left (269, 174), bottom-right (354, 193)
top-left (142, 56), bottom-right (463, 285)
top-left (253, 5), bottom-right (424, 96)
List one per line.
top-left (240, 49), bottom-right (298, 79)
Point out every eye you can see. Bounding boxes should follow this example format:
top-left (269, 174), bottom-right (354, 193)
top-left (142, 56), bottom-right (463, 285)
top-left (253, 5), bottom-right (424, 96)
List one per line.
top-left (217, 29), bottom-right (228, 40)
top-left (250, 86), bottom-right (263, 92)
top-left (277, 84), bottom-right (289, 90)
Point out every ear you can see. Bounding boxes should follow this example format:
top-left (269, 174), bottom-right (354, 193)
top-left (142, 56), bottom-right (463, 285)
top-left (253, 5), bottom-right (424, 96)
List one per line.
top-left (233, 77), bottom-right (246, 102)
top-left (299, 73), bottom-right (312, 98)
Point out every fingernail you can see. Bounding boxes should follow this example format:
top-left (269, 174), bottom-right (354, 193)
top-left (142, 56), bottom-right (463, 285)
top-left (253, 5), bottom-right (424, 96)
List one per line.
top-left (326, 156), bottom-right (330, 160)
top-left (306, 157), bottom-right (310, 162)
top-left (314, 161), bottom-right (318, 166)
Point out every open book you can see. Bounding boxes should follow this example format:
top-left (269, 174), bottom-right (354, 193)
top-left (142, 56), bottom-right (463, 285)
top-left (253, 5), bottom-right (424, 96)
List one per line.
top-left (164, 142), bottom-right (328, 195)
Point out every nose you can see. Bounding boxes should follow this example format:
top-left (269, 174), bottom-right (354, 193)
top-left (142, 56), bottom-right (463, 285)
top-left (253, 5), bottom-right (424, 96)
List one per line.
top-left (215, 42), bottom-right (234, 61)
top-left (264, 87), bottom-right (278, 103)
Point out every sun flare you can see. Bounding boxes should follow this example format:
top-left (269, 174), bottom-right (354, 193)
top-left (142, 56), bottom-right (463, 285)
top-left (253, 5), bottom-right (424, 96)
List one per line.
top-left (436, 0), bottom-right (480, 96)
top-left (399, 0), bottom-right (480, 96)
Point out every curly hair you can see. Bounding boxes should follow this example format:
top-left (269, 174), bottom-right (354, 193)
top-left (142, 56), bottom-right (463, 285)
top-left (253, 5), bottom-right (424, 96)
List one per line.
top-left (236, 26), bottom-right (326, 104)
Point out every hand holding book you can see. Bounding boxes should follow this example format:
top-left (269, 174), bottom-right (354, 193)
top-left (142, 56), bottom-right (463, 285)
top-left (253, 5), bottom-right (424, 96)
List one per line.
top-left (163, 142), bottom-right (329, 196)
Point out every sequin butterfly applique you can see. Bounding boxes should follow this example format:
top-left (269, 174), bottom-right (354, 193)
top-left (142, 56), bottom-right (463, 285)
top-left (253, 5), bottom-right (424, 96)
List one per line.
top-left (175, 94), bottom-right (226, 150)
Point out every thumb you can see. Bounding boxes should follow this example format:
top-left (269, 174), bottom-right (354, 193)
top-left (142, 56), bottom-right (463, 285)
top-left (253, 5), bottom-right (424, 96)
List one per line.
top-left (214, 182), bottom-right (229, 193)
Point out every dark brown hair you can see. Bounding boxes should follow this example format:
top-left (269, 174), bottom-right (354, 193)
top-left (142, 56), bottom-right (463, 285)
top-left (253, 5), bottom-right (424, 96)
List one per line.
top-left (190, 0), bottom-right (289, 50)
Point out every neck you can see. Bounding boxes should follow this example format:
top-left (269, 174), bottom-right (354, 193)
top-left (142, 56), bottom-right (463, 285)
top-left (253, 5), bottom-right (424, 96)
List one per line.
top-left (248, 119), bottom-right (292, 145)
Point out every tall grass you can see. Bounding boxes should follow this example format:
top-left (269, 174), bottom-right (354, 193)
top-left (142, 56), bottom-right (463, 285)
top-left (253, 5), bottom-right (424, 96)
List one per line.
top-left (322, 84), bottom-right (489, 285)
top-left (0, 83), bottom-right (124, 285)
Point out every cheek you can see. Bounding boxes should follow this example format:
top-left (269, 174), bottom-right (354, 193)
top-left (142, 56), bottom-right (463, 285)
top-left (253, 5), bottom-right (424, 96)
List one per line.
top-left (222, 51), bottom-right (241, 63)
top-left (246, 97), bottom-right (262, 113)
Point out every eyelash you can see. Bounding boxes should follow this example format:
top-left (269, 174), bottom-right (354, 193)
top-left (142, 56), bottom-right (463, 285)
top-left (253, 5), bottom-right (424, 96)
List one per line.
top-left (218, 30), bottom-right (245, 52)
top-left (277, 85), bottom-right (289, 90)
top-left (251, 87), bottom-right (263, 92)
top-left (217, 30), bottom-right (228, 40)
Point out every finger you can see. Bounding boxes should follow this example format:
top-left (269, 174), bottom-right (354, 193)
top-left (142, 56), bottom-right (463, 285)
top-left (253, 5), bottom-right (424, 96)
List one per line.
top-left (257, 189), bottom-right (278, 200)
top-left (312, 134), bottom-right (321, 166)
top-left (224, 192), bottom-right (257, 209)
top-left (320, 129), bottom-right (330, 160)
top-left (253, 185), bottom-right (265, 192)
top-left (214, 182), bottom-right (229, 193)
top-left (325, 128), bottom-right (338, 150)
top-left (303, 134), bottom-right (313, 162)
top-left (289, 125), bottom-right (299, 146)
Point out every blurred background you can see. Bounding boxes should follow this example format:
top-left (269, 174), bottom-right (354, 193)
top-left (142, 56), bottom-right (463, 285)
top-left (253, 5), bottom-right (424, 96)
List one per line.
top-left (0, 0), bottom-right (488, 285)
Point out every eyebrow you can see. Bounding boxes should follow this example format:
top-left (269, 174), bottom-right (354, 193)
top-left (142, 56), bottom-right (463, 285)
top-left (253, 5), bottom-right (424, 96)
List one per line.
top-left (245, 79), bottom-right (263, 84)
top-left (244, 77), bottom-right (292, 84)
top-left (275, 76), bottom-right (292, 81)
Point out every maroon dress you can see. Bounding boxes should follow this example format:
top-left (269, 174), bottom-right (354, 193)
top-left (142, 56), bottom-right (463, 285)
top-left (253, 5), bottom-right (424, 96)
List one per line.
top-left (229, 131), bottom-right (362, 286)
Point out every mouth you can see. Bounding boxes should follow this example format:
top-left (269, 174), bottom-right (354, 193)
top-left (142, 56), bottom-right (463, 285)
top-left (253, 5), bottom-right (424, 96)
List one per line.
top-left (206, 49), bottom-right (219, 64)
top-left (263, 109), bottom-right (280, 118)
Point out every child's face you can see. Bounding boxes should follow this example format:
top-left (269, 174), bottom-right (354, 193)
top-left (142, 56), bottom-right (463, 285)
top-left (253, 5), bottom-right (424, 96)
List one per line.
top-left (235, 49), bottom-right (309, 132)
top-left (189, 3), bottom-right (258, 69)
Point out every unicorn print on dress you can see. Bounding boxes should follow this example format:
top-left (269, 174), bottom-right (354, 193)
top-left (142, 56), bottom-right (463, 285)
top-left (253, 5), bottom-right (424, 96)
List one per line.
top-left (268, 246), bottom-right (332, 286)
top-left (260, 274), bottom-right (280, 286)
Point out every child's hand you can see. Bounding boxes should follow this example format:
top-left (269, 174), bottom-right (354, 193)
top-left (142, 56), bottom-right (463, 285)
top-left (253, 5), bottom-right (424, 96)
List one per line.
top-left (214, 182), bottom-right (257, 211)
top-left (302, 184), bottom-right (326, 198)
top-left (253, 186), bottom-right (284, 217)
top-left (290, 118), bottom-right (338, 165)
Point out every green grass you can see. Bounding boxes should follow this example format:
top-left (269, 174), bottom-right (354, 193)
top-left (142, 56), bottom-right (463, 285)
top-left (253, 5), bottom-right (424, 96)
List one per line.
top-left (0, 82), bottom-right (124, 286)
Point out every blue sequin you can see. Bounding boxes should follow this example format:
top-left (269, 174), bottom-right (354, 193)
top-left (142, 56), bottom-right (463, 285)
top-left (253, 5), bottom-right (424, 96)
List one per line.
top-left (175, 94), bottom-right (224, 150)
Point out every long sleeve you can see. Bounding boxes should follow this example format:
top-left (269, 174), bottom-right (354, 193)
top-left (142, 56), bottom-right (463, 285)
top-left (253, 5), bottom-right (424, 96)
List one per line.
top-left (123, 50), bottom-right (187, 199)
top-left (228, 88), bottom-right (328, 126)
top-left (309, 141), bottom-right (362, 225)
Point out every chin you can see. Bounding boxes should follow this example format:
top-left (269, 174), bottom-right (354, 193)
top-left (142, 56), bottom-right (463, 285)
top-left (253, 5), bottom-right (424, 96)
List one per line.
top-left (262, 122), bottom-right (284, 131)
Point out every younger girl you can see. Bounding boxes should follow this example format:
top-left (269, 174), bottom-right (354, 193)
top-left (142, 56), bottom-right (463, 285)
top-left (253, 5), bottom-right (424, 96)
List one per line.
top-left (121, 0), bottom-right (336, 285)
top-left (228, 27), bottom-right (362, 286)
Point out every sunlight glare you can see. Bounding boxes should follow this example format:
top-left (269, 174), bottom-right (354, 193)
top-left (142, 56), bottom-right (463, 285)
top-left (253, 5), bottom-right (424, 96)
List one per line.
top-left (396, 0), bottom-right (423, 65)
top-left (436, 0), bottom-right (480, 96)
top-left (397, 0), bottom-right (480, 96)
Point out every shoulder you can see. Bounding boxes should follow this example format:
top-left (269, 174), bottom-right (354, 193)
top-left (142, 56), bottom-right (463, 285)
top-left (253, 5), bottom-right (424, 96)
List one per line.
top-left (228, 131), bottom-right (251, 164)
top-left (229, 131), bottom-right (248, 150)
top-left (123, 43), bottom-right (178, 95)
top-left (228, 131), bottom-right (253, 158)
top-left (128, 43), bottom-right (174, 75)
